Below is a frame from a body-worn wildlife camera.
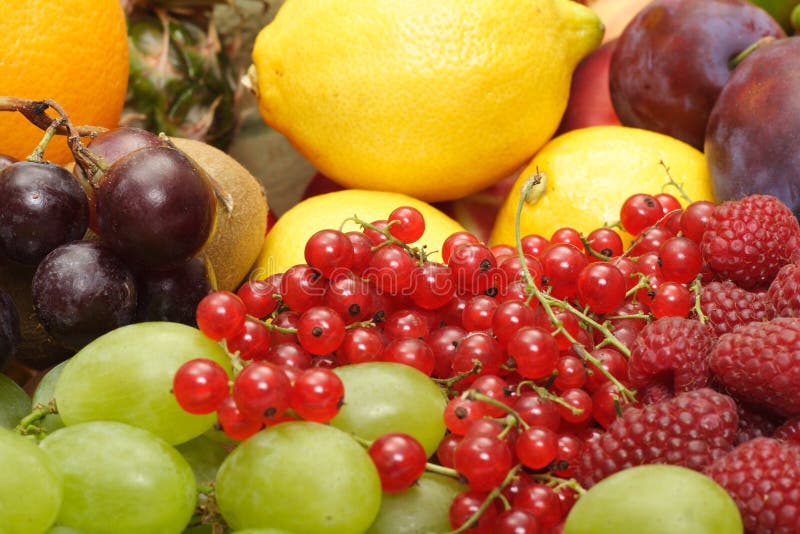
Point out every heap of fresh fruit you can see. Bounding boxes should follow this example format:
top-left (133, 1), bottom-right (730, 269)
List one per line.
top-left (4, 0), bottom-right (800, 533)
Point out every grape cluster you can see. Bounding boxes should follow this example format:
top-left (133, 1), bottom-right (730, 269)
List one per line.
top-left (175, 188), bottom-right (729, 531)
top-left (0, 126), bottom-right (216, 356)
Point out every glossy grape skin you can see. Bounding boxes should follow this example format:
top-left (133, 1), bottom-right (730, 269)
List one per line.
top-left (0, 286), bottom-right (21, 369)
top-left (609, 0), bottom-right (784, 150)
top-left (0, 161), bottom-right (89, 264)
top-left (331, 362), bottom-right (448, 458)
top-left (563, 465), bottom-right (742, 534)
top-left (32, 241), bottom-right (137, 350)
top-left (216, 421), bottom-right (381, 533)
top-left (135, 256), bottom-right (212, 325)
top-left (40, 421), bottom-right (196, 534)
top-left (85, 126), bottom-right (166, 167)
top-left (705, 38), bottom-right (800, 219)
top-left (94, 145), bottom-right (217, 268)
top-left (365, 473), bottom-right (466, 534)
top-left (0, 373), bottom-right (30, 429)
top-left (55, 322), bottom-right (233, 445)
top-left (0, 427), bottom-right (62, 534)
top-left (31, 360), bottom-right (68, 433)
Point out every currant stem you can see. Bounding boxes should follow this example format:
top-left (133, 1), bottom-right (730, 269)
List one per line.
top-left (690, 276), bottom-right (707, 324)
top-left (516, 380), bottom-right (584, 416)
top-left (340, 214), bottom-right (428, 263)
top-left (659, 160), bottom-right (693, 203)
top-left (444, 465), bottom-right (523, 534)
top-left (466, 391), bottom-right (530, 430)
top-left (530, 472), bottom-right (587, 496)
top-left (424, 462), bottom-right (460, 479)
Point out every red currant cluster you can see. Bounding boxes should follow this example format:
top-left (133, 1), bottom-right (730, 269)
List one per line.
top-left (175, 185), bottom-right (719, 532)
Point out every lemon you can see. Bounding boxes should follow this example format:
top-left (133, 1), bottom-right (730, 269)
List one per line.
top-left (249, 0), bottom-right (604, 203)
top-left (253, 189), bottom-right (466, 278)
top-left (489, 125), bottom-right (715, 246)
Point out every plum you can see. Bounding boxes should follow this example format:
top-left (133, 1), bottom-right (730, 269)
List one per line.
top-left (705, 36), bottom-right (800, 219)
top-left (609, 0), bottom-right (784, 150)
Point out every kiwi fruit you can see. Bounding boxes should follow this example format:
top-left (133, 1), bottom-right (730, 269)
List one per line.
top-left (169, 137), bottom-right (269, 292)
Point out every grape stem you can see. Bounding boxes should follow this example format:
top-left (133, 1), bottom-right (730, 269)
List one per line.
top-left (14, 400), bottom-right (58, 438)
top-left (26, 117), bottom-right (64, 163)
top-left (0, 96), bottom-right (109, 179)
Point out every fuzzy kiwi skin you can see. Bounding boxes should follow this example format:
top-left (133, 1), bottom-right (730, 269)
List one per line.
top-left (169, 137), bottom-right (269, 292)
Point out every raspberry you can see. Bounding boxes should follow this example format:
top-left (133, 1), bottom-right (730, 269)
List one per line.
top-left (768, 261), bottom-right (800, 318)
top-left (701, 195), bottom-right (800, 289)
top-left (710, 317), bottom-right (800, 418)
top-left (735, 403), bottom-right (780, 446)
top-left (705, 438), bottom-right (800, 533)
top-left (700, 280), bottom-right (772, 337)
top-left (773, 417), bottom-right (800, 448)
top-left (576, 388), bottom-right (738, 488)
top-left (627, 317), bottom-right (715, 393)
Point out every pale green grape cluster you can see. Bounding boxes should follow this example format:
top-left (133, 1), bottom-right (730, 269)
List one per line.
top-left (0, 427), bottom-right (62, 533)
top-left (55, 322), bottom-right (233, 445)
top-left (31, 360), bottom-right (68, 433)
top-left (216, 421), bottom-right (382, 533)
top-left (39, 420), bottom-right (197, 534)
top-left (0, 372), bottom-right (31, 429)
top-left (330, 362), bottom-right (448, 457)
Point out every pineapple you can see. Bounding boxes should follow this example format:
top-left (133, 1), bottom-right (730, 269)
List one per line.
top-left (120, 0), bottom-right (267, 149)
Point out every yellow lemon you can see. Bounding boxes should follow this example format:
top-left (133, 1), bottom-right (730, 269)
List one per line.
top-left (248, 0), bottom-right (604, 203)
top-left (489, 126), bottom-right (715, 246)
top-left (254, 189), bottom-right (465, 278)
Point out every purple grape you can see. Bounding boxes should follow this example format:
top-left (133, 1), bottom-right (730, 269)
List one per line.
top-left (0, 162), bottom-right (89, 264)
top-left (94, 145), bottom-right (217, 269)
top-left (32, 241), bottom-right (137, 350)
top-left (85, 127), bottom-right (166, 168)
top-left (0, 154), bottom-right (17, 173)
top-left (135, 257), bottom-right (212, 325)
top-left (0, 286), bottom-right (20, 369)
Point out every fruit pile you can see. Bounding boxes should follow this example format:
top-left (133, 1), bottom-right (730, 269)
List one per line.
top-left (4, 0), bottom-right (800, 533)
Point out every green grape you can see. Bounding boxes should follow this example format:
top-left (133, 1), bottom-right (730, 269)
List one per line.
top-left (0, 427), bottom-right (62, 534)
top-left (330, 362), bottom-right (447, 457)
top-left (31, 360), bottom-right (69, 433)
top-left (216, 421), bottom-right (382, 533)
top-left (175, 434), bottom-right (230, 484)
top-left (563, 464), bottom-right (743, 534)
top-left (366, 473), bottom-right (466, 534)
top-left (39, 420), bottom-right (197, 534)
top-left (0, 372), bottom-right (31, 429)
top-left (54, 322), bottom-right (232, 445)
top-left (46, 527), bottom-right (86, 534)
top-left (232, 530), bottom-right (293, 534)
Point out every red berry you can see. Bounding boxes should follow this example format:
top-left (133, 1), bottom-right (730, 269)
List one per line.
top-left (507, 327), bottom-right (559, 380)
top-left (232, 362), bottom-right (292, 421)
top-left (173, 358), bottom-right (229, 415)
top-left (296, 306), bottom-right (346, 355)
top-left (539, 243), bottom-right (588, 300)
top-left (368, 432), bottom-right (427, 493)
top-left (337, 326), bottom-right (384, 364)
top-left (388, 206), bottom-right (425, 243)
top-left (584, 227), bottom-right (623, 260)
top-left (227, 317), bottom-right (270, 361)
top-left (196, 291), bottom-right (246, 341)
top-left (216, 395), bottom-right (262, 441)
top-left (454, 435), bottom-right (513, 491)
top-left (236, 276), bottom-right (280, 319)
top-left (442, 231), bottom-right (480, 263)
top-left (620, 193), bottom-right (662, 236)
top-left (654, 193), bottom-right (681, 214)
top-left (304, 228), bottom-right (354, 278)
top-left (289, 367), bottom-right (344, 422)
top-left (410, 261), bottom-right (455, 310)
top-left (280, 264), bottom-right (326, 313)
top-left (658, 236), bottom-right (702, 284)
top-left (515, 426), bottom-right (558, 469)
top-left (680, 200), bottom-right (715, 242)
top-left (576, 262), bottom-right (627, 314)
top-left (649, 281), bottom-right (692, 319)
top-left (381, 337), bottom-right (436, 376)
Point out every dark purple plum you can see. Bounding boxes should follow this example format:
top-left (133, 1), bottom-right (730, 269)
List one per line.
top-left (0, 287), bottom-right (20, 369)
top-left (705, 37), bottom-right (800, 219)
top-left (0, 161), bottom-right (89, 264)
top-left (32, 241), bottom-right (137, 350)
top-left (609, 0), bottom-right (784, 150)
top-left (94, 145), bottom-right (217, 269)
top-left (135, 257), bottom-right (213, 325)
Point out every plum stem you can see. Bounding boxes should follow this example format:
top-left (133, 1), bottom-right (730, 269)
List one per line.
top-left (729, 36), bottom-right (775, 70)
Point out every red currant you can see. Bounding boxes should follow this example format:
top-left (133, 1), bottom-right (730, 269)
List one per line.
top-left (172, 358), bottom-right (229, 415)
top-left (410, 261), bottom-right (455, 310)
top-left (216, 395), bottom-right (262, 441)
top-left (196, 291), bottom-right (246, 341)
top-left (367, 432), bottom-right (427, 492)
top-left (381, 337), bottom-right (436, 376)
top-left (388, 206), bottom-right (425, 243)
top-left (280, 264), bottom-right (326, 313)
top-left (442, 231), bottom-right (480, 263)
top-left (454, 435), bottom-right (513, 491)
top-left (236, 275), bottom-right (280, 319)
top-left (296, 306), bottom-right (346, 355)
top-left (289, 367), bottom-right (345, 422)
top-left (515, 426), bottom-right (558, 469)
top-left (620, 193), bottom-right (662, 236)
top-left (304, 228), bottom-right (354, 278)
top-left (576, 261), bottom-right (627, 314)
top-left (232, 362), bottom-right (291, 421)
top-left (507, 327), bottom-right (559, 380)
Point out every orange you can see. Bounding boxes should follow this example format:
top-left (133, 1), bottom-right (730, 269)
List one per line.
top-left (0, 0), bottom-right (129, 163)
